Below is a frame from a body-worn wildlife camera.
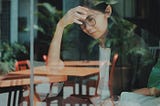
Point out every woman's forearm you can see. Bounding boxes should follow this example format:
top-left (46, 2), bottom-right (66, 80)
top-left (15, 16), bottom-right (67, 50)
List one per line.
top-left (47, 20), bottom-right (64, 65)
top-left (133, 87), bottom-right (160, 97)
top-left (133, 88), bottom-right (151, 96)
top-left (47, 6), bottom-right (88, 66)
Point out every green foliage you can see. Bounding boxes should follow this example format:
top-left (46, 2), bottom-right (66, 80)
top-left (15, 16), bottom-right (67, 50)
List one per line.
top-left (0, 62), bottom-right (11, 74)
top-left (88, 14), bottom-right (154, 68)
top-left (0, 42), bottom-right (28, 74)
top-left (34, 2), bottom-right (63, 60)
top-left (83, 0), bottom-right (118, 6)
top-left (35, 2), bottom-right (76, 60)
top-left (0, 42), bottom-right (27, 61)
top-left (107, 16), bottom-right (137, 56)
top-left (110, 16), bottom-right (154, 66)
top-left (35, 3), bottom-right (62, 37)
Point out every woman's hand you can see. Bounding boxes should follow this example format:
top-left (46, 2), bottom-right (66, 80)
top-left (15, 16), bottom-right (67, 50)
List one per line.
top-left (59, 6), bottom-right (88, 28)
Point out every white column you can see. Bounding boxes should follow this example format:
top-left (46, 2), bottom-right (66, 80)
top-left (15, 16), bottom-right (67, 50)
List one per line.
top-left (10, 0), bottom-right (18, 43)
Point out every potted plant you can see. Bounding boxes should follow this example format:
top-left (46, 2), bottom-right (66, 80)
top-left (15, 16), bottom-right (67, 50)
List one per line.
top-left (0, 42), bottom-right (28, 74)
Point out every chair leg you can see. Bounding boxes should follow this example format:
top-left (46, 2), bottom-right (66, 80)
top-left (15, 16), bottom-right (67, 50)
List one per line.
top-left (86, 80), bottom-right (97, 96)
top-left (46, 100), bottom-right (50, 106)
top-left (7, 91), bottom-right (12, 106)
top-left (45, 96), bottom-right (63, 106)
top-left (13, 91), bottom-right (17, 106)
top-left (18, 89), bottom-right (23, 105)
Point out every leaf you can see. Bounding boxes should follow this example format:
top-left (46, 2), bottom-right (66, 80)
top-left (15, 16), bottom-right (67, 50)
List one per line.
top-left (88, 40), bottom-right (99, 54)
top-left (34, 25), bottom-right (45, 34)
top-left (38, 3), bottom-right (56, 15)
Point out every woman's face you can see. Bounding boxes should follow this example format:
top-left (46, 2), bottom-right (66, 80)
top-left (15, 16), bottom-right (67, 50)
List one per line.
top-left (80, 9), bottom-right (108, 39)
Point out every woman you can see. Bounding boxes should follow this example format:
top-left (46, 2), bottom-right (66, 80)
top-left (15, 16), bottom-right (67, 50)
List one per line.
top-left (47, 1), bottom-right (114, 104)
top-left (47, 2), bottom-right (112, 66)
top-left (47, 1), bottom-right (160, 106)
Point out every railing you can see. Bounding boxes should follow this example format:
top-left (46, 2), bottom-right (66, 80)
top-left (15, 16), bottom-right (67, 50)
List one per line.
top-left (149, 46), bottom-right (160, 61)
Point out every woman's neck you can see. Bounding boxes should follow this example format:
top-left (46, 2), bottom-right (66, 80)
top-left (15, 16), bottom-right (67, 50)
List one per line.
top-left (98, 31), bottom-right (108, 48)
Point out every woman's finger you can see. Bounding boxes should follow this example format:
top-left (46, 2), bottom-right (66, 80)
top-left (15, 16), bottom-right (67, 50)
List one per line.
top-left (75, 6), bottom-right (88, 15)
top-left (73, 18), bottom-right (83, 25)
top-left (74, 12), bottom-right (87, 21)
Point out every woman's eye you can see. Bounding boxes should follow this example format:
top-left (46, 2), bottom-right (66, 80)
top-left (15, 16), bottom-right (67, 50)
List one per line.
top-left (86, 16), bottom-right (94, 22)
top-left (88, 17), bottom-right (94, 22)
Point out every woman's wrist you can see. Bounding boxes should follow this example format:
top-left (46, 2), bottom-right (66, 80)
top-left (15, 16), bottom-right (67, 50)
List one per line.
top-left (149, 88), bottom-right (155, 96)
top-left (58, 19), bottom-right (66, 28)
top-left (149, 87), bottom-right (160, 97)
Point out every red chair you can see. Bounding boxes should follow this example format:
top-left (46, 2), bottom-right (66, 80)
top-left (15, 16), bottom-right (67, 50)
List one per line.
top-left (42, 55), bottom-right (61, 105)
top-left (108, 53), bottom-right (119, 98)
top-left (86, 53), bottom-right (119, 97)
top-left (14, 60), bottom-right (31, 106)
top-left (15, 60), bottom-right (30, 71)
top-left (42, 55), bottom-right (76, 102)
top-left (90, 53), bottom-right (119, 106)
top-left (15, 59), bottom-right (62, 105)
top-left (42, 54), bottom-right (76, 96)
top-left (61, 53), bottom-right (119, 105)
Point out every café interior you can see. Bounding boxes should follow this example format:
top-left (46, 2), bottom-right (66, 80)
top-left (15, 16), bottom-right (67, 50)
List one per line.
top-left (0, 0), bottom-right (160, 106)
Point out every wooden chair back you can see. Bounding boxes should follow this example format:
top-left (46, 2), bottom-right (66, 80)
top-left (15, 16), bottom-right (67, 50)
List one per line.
top-left (108, 53), bottom-right (119, 98)
top-left (15, 60), bottom-right (30, 71)
top-left (62, 53), bottom-right (119, 105)
top-left (87, 53), bottom-right (119, 97)
top-left (13, 60), bottom-right (30, 105)
top-left (149, 46), bottom-right (160, 62)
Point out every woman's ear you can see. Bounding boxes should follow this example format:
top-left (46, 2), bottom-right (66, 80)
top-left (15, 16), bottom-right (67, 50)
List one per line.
top-left (105, 5), bottom-right (112, 18)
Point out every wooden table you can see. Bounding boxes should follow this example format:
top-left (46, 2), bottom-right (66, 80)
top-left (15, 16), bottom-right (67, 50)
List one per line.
top-left (0, 61), bottom-right (100, 105)
top-left (0, 71), bottom-right (67, 106)
top-left (8, 66), bottom-right (99, 76)
top-left (64, 60), bottom-right (100, 67)
top-left (0, 74), bottom-right (67, 87)
top-left (8, 65), bottom-right (99, 96)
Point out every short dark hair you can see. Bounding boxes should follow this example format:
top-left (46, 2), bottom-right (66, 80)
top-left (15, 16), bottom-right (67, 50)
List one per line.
top-left (91, 2), bottom-right (109, 13)
top-left (91, 1), bottom-right (119, 17)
